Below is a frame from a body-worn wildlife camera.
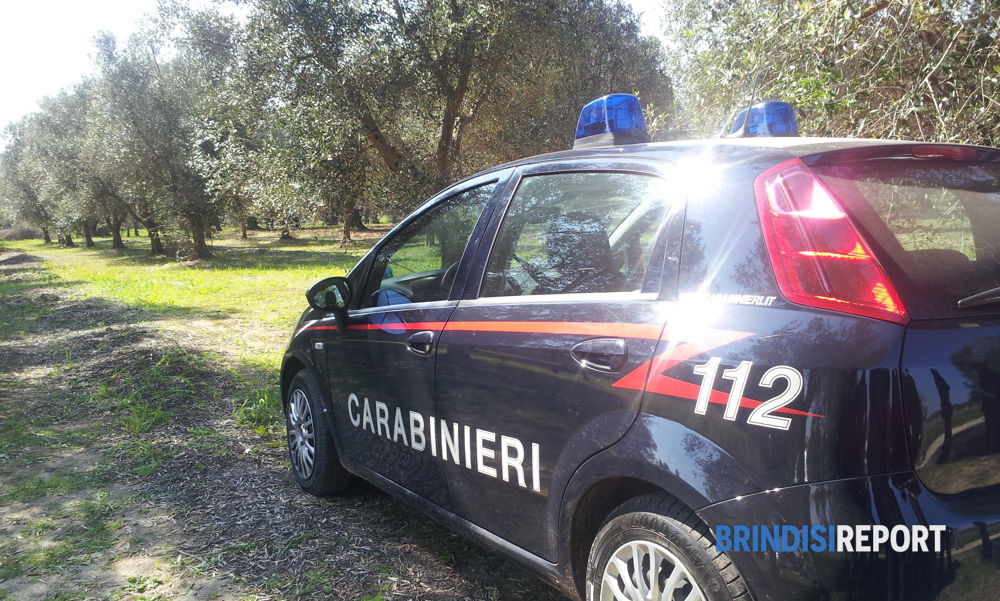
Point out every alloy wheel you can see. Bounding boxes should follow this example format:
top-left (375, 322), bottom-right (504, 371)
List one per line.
top-left (600, 539), bottom-right (704, 601)
top-left (287, 388), bottom-right (316, 479)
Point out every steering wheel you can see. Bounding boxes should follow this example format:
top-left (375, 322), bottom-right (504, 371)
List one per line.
top-left (439, 261), bottom-right (461, 293)
top-left (370, 283), bottom-right (414, 307)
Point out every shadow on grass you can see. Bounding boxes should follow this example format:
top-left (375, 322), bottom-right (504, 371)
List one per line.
top-left (0, 247), bottom-right (564, 601)
top-left (0, 254), bottom-right (85, 341)
top-left (0, 253), bottom-right (223, 341)
top-left (45, 227), bottom-right (387, 273)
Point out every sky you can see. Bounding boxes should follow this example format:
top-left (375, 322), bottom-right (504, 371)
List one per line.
top-left (0, 0), bottom-right (161, 127)
top-left (627, 0), bottom-right (667, 42)
top-left (0, 0), bottom-right (666, 129)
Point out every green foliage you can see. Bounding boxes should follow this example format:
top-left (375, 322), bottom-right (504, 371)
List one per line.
top-left (120, 402), bottom-right (169, 435)
top-left (3, 0), bottom-right (999, 255)
top-left (2, 0), bottom-right (671, 250)
top-left (234, 387), bottom-right (281, 430)
top-left (664, 0), bottom-right (1000, 145)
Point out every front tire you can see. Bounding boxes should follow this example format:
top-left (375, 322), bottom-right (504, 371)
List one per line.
top-left (285, 369), bottom-right (354, 496)
top-left (586, 493), bottom-right (747, 601)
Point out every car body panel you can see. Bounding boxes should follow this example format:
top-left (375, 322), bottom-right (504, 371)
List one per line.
top-left (323, 303), bottom-right (457, 505)
top-left (901, 316), bottom-right (1000, 496)
top-left (698, 472), bottom-right (1000, 601)
top-left (278, 136), bottom-right (1000, 601)
top-left (434, 297), bottom-right (667, 560)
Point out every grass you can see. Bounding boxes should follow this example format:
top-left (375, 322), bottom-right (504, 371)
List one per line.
top-left (0, 225), bottom-right (387, 598)
top-left (0, 417), bottom-right (99, 459)
top-left (234, 387), bottom-right (282, 431)
top-left (7, 227), bottom-right (377, 328)
top-left (265, 566), bottom-right (343, 597)
top-left (4, 227), bottom-right (384, 432)
top-left (1, 472), bottom-right (96, 504)
top-left (3, 224), bottom-right (555, 601)
top-left (1, 490), bottom-right (122, 578)
top-left (0, 262), bottom-right (58, 338)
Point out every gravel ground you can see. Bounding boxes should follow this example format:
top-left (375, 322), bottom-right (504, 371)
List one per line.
top-left (0, 253), bottom-right (566, 601)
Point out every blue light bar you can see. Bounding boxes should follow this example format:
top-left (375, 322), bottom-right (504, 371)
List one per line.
top-left (728, 101), bottom-right (798, 137)
top-left (573, 94), bottom-right (649, 149)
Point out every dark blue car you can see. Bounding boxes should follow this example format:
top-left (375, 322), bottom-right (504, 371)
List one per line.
top-left (281, 98), bottom-right (1000, 601)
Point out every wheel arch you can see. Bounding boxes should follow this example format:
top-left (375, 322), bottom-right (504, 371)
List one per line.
top-left (558, 415), bottom-right (762, 599)
top-left (281, 347), bottom-right (325, 410)
top-left (560, 459), bottom-right (713, 595)
top-left (280, 354), bottom-right (308, 405)
top-left (565, 476), bottom-right (663, 597)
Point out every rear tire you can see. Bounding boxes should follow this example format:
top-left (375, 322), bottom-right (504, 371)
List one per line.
top-left (285, 369), bottom-right (354, 496)
top-left (586, 493), bottom-right (748, 601)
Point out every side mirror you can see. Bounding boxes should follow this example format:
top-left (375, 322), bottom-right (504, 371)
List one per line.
top-left (306, 277), bottom-right (352, 311)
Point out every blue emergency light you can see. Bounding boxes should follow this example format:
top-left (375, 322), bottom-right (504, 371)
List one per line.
top-left (573, 94), bottom-right (650, 149)
top-left (727, 101), bottom-right (798, 137)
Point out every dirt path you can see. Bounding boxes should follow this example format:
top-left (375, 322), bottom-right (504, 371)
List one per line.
top-left (0, 254), bottom-right (564, 601)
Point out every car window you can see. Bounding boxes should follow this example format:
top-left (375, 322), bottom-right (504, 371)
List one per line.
top-left (481, 172), bottom-right (670, 297)
top-left (814, 159), bottom-right (1000, 318)
top-left (361, 183), bottom-right (496, 309)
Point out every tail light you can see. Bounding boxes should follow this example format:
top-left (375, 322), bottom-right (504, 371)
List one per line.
top-left (754, 158), bottom-right (908, 324)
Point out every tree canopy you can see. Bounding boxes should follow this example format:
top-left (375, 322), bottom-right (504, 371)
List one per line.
top-left (664, 0), bottom-right (999, 142)
top-left (0, 0), bottom-right (670, 256)
top-left (2, 0), bottom-right (997, 257)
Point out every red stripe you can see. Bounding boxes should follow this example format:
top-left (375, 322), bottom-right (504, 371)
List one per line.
top-left (642, 373), bottom-right (823, 418)
top-left (305, 320), bottom-right (664, 339)
top-left (612, 334), bottom-right (824, 419)
top-left (348, 321), bottom-right (448, 332)
top-left (300, 319), bottom-right (822, 419)
top-left (440, 320), bottom-right (663, 339)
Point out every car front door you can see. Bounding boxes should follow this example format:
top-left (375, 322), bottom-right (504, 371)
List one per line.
top-left (324, 173), bottom-right (505, 506)
top-left (433, 163), bottom-right (683, 559)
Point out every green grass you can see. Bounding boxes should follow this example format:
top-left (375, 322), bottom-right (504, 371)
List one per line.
top-left (121, 403), bottom-right (169, 435)
top-left (0, 226), bottom-right (388, 586)
top-left (1, 472), bottom-right (95, 504)
top-left (234, 388), bottom-right (282, 430)
top-left (0, 264), bottom-right (58, 338)
top-left (0, 227), bottom-right (395, 599)
top-left (4, 227), bottom-right (384, 431)
top-left (1, 490), bottom-right (122, 578)
top-left (265, 566), bottom-right (342, 597)
top-left (6, 227), bottom-right (376, 329)
top-left (0, 417), bottom-right (100, 459)
top-left (186, 427), bottom-right (234, 457)
top-left (115, 439), bottom-right (173, 476)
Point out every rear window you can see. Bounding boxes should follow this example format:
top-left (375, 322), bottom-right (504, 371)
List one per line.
top-left (813, 159), bottom-right (1000, 319)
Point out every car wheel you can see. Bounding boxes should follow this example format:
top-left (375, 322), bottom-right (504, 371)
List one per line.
top-left (586, 493), bottom-right (747, 601)
top-left (285, 369), bottom-right (354, 496)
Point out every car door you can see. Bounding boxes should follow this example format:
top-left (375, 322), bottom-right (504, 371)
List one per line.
top-left (324, 173), bottom-right (505, 506)
top-left (433, 162), bottom-right (683, 559)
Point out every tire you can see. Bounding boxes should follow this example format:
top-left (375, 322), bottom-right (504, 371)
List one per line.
top-left (586, 493), bottom-right (748, 601)
top-left (285, 369), bottom-right (354, 496)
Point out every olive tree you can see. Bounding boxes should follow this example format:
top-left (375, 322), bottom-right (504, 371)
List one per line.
top-left (94, 29), bottom-right (220, 258)
top-left (663, 0), bottom-right (1000, 144)
top-left (0, 119), bottom-right (56, 243)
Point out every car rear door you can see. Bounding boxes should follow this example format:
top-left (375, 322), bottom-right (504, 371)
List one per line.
top-left (808, 148), bottom-right (1000, 594)
top-left (806, 148), bottom-right (1000, 494)
top-left (324, 172), bottom-right (506, 507)
top-left (432, 161), bottom-right (683, 560)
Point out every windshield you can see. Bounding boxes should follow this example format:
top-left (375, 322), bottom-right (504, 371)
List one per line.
top-left (813, 158), bottom-right (1000, 319)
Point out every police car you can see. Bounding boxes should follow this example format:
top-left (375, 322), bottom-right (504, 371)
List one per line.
top-left (281, 95), bottom-right (1000, 601)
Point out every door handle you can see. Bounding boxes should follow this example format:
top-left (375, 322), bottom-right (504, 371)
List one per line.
top-left (571, 338), bottom-right (628, 373)
top-left (406, 330), bottom-right (436, 356)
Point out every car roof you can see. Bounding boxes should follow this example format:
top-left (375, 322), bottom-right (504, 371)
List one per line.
top-left (457, 137), bottom-right (988, 187)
